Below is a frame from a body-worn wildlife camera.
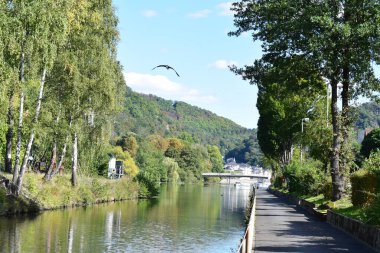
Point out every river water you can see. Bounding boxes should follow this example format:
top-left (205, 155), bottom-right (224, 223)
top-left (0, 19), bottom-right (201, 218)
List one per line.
top-left (0, 184), bottom-right (251, 253)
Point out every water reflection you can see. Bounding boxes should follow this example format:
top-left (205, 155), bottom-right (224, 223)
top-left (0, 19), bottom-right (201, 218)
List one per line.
top-left (0, 184), bottom-right (251, 253)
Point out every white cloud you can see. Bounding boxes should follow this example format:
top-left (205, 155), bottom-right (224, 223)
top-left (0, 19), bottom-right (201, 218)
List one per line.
top-left (209, 60), bottom-right (238, 70)
top-left (188, 9), bottom-right (211, 19)
top-left (124, 72), bottom-right (217, 104)
top-left (217, 2), bottom-right (234, 16)
top-left (142, 10), bottom-right (158, 17)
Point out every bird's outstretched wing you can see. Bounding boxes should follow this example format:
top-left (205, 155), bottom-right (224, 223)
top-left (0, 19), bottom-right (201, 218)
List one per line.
top-left (152, 65), bottom-right (168, 70)
top-left (152, 64), bottom-right (180, 77)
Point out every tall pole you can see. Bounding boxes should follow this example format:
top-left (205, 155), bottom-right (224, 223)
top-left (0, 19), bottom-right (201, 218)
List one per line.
top-left (300, 118), bottom-right (310, 164)
top-left (301, 119), bottom-right (303, 163)
top-left (326, 82), bottom-right (329, 127)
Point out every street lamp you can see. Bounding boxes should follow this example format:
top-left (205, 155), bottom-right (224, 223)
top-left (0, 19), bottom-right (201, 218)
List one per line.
top-left (300, 118), bottom-right (310, 163)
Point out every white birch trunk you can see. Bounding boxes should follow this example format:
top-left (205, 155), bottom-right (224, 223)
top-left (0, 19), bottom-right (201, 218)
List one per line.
top-left (11, 41), bottom-right (26, 195)
top-left (51, 117), bottom-right (72, 178)
top-left (5, 89), bottom-right (15, 173)
top-left (16, 69), bottom-right (46, 194)
top-left (51, 140), bottom-right (68, 178)
top-left (71, 132), bottom-right (78, 187)
top-left (44, 141), bottom-right (57, 180)
top-left (12, 90), bottom-right (24, 185)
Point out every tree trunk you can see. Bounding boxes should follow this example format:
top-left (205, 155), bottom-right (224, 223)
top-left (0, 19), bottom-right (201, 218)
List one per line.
top-left (330, 78), bottom-right (344, 201)
top-left (16, 69), bottom-right (46, 194)
top-left (50, 118), bottom-right (72, 179)
top-left (11, 49), bottom-right (26, 187)
top-left (5, 88), bottom-right (15, 173)
top-left (340, 63), bottom-right (350, 177)
top-left (71, 132), bottom-right (78, 187)
top-left (44, 142), bottom-right (57, 181)
top-left (52, 141), bottom-right (68, 178)
top-left (12, 91), bottom-right (24, 186)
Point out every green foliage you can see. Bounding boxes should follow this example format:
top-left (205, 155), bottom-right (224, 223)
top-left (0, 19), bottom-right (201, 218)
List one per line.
top-left (136, 142), bottom-right (165, 196)
top-left (362, 150), bottom-right (380, 172)
top-left (0, 0), bottom-right (127, 193)
top-left (225, 133), bottom-right (263, 166)
top-left (207, 145), bottom-right (224, 173)
top-left (0, 174), bottom-right (139, 211)
top-left (116, 134), bottom-right (139, 158)
top-left (321, 179), bottom-right (333, 200)
top-left (177, 145), bottom-right (210, 182)
top-left (350, 169), bottom-right (379, 207)
top-left (240, 56), bottom-right (326, 165)
top-left (165, 138), bottom-right (184, 159)
top-left (360, 128), bottom-right (380, 159)
top-left (354, 102), bottom-right (380, 130)
top-left (230, 0), bottom-right (380, 201)
top-left (283, 160), bottom-right (325, 195)
top-left (365, 195), bottom-right (380, 225)
top-left (162, 157), bottom-right (180, 183)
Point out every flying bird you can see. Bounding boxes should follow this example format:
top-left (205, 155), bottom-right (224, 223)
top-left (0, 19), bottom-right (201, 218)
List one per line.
top-left (152, 65), bottom-right (180, 77)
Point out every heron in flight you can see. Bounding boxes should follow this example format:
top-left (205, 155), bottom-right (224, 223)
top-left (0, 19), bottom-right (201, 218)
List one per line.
top-left (152, 65), bottom-right (180, 77)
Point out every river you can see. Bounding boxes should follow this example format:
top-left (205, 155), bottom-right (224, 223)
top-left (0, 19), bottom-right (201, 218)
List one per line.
top-left (0, 184), bottom-right (251, 253)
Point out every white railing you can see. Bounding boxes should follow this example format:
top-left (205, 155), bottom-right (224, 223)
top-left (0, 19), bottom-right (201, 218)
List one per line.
top-left (236, 188), bottom-right (256, 253)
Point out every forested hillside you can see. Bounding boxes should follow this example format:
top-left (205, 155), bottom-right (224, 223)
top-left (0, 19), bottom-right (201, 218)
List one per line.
top-left (114, 87), bottom-right (254, 152)
top-left (354, 102), bottom-right (380, 130)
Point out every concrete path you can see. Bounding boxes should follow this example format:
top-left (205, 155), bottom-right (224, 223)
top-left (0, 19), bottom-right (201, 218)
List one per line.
top-left (254, 189), bottom-right (377, 253)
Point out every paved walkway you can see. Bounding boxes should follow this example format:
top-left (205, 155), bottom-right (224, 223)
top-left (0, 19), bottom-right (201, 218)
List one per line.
top-left (254, 189), bottom-right (377, 253)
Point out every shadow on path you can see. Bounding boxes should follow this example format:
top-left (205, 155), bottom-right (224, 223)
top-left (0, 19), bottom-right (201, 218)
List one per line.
top-left (254, 189), bottom-right (376, 253)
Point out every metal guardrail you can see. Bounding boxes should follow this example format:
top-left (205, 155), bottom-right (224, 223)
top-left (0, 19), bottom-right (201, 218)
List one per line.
top-left (236, 188), bottom-right (256, 253)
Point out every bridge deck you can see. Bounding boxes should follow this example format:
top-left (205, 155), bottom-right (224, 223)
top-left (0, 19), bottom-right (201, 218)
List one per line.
top-left (201, 173), bottom-right (268, 179)
top-left (254, 190), bottom-right (376, 253)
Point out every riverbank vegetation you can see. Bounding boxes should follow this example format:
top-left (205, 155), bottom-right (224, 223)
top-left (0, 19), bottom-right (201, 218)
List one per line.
top-left (0, 173), bottom-right (139, 215)
top-left (230, 1), bottom-right (380, 225)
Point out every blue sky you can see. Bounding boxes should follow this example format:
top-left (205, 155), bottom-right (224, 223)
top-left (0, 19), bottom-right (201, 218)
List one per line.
top-left (112, 1), bottom-right (263, 129)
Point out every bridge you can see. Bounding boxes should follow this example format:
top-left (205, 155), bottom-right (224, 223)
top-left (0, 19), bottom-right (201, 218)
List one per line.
top-left (202, 173), bottom-right (269, 179)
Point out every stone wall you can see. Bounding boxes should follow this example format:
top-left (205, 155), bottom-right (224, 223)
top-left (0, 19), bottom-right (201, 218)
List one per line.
top-left (327, 211), bottom-right (380, 252)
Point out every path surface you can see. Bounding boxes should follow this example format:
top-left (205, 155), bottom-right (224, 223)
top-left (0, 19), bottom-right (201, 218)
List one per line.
top-left (254, 189), bottom-right (377, 253)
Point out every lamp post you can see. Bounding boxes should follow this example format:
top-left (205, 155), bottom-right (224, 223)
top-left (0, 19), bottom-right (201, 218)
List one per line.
top-left (300, 118), bottom-right (310, 163)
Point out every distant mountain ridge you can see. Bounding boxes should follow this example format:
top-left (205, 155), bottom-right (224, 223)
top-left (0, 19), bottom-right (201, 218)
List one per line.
top-left (114, 87), bottom-right (255, 151)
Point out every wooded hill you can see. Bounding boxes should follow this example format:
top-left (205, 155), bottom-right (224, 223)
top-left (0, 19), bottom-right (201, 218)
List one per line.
top-left (114, 87), bottom-right (255, 153)
top-left (354, 102), bottom-right (380, 130)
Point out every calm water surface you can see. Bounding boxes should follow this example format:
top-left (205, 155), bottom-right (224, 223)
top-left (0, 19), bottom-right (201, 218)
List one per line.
top-left (0, 184), bottom-right (251, 253)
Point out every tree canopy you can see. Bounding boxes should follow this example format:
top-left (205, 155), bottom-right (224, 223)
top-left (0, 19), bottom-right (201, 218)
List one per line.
top-left (230, 0), bottom-right (380, 200)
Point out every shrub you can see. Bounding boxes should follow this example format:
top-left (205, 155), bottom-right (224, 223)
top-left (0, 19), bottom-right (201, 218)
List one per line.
top-left (351, 169), bottom-right (378, 207)
top-left (362, 150), bottom-right (380, 172)
top-left (360, 128), bottom-right (380, 159)
top-left (322, 179), bottom-right (333, 200)
top-left (283, 160), bottom-right (325, 195)
top-left (365, 194), bottom-right (380, 225)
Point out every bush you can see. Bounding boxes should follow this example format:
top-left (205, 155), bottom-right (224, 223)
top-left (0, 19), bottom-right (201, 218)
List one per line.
top-left (360, 128), bottom-right (380, 159)
top-left (350, 169), bottom-right (378, 207)
top-left (362, 150), bottom-right (380, 172)
top-left (283, 160), bottom-right (325, 195)
top-left (322, 179), bottom-right (333, 200)
top-left (365, 194), bottom-right (380, 225)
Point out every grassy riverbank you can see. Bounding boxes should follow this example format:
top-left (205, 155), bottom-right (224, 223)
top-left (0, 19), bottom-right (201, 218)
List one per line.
top-left (0, 173), bottom-right (139, 215)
